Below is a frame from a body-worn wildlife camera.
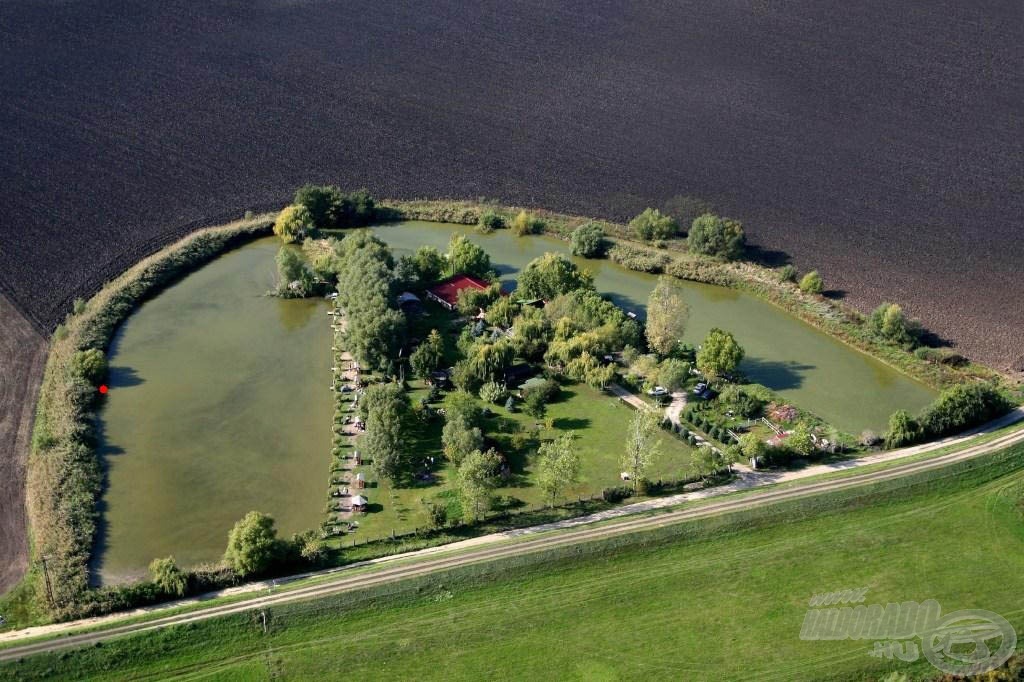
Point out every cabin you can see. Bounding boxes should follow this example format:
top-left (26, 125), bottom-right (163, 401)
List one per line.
top-left (396, 291), bottom-right (422, 313)
top-left (426, 274), bottom-right (490, 310)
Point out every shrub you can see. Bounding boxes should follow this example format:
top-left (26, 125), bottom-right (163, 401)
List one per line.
top-left (687, 213), bottom-right (745, 260)
top-left (629, 208), bottom-right (678, 241)
top-left (510, 210), bottom-right (544, 236)
top-left (517, 253), bottom-right (594, 300)
top-left (799, 270), bottom-right (824, 294)
top-left (477, 210), bottom-right (505, 233)
top-left (479, 381), bottom-right (508, 404)
top-left (885, 409), bottom-right (920, 449)
top-left (570, 222), bottom-right (607, 258)
top-left (607, 243), bottom-right (671, 273)
top-left (602, 486), bottom-right (632, 503)
top-left (273, 204), bottom-right (315, 243)
top-left (69, 348), bottom-right (107, 385)
top-left (777, 265), bottom-right (797, 283)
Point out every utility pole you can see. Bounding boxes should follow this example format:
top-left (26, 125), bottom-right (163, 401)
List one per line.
top-left (40, 555), bottom-right (55, 607)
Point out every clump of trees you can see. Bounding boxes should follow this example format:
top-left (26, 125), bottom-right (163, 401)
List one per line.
top-left (410, 329), bottom-right (445, 379)
top-left (397, 246), bottom-right (446, 289)
top-left (293, 185), bottom-right (376, 230)
top-left (630, 208), bottom-right (678, 241)
top-left (696, 328), bottom-right (744, 379)
top-left (359, 382), bottom-right (414, 483)
top-left (446, 234), bottom-right (494, 280)
top-left (517, 252), bottom-right (594, 300)
top-left (442, 391), bottom-right (485, 466)
top-left (570, 222), bottom-right (607, 258)
top-left (686, 213), bottom-right (745, 260)
top-left (799, 270), bottom-right (824, 294)
top-left (275, 247), bottom-right (315, 297)
top-left (884, 383), bottom-right (1011, 448)
top-left (645, 277), bottom-right (690, 357)
top-left (333, 231), bottom-right (407, 372)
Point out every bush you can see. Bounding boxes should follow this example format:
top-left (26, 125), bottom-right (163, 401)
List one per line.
top-left (477, 210), bottom-right (505, 233)
top-left (570, 222), bottom-right (607, 258)
top-left (777, 264), bottom-right (797, 283)
top-left (273, 204), bottom-right (315, 243)
top-left (629, 208), bottom-right (678, 241)
top-left (479, 381), bottom-right (508, 404)
top-left (799, 270), bottom-right (824, 294)
top-left (69, 348), bottom-right (107, 385)
top-left (607, 243), bottom-right (671, 273)
top-left (510, 210), bottom-right (544, 236)
top-left (918, 383), bottom-right (1011, 439)
top-left (602, 486), bottom-right (633, 503)
top-left (686, 213), bottom-right (745, 260)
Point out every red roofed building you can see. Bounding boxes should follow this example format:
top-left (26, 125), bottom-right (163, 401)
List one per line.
top-left (426, 274), bottom-right (490, 310)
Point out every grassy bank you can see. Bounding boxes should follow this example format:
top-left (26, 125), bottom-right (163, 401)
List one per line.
top-left (14, 214), bottom-right (275, 624)
top-left (6, 442), bottom-right (1023, 680)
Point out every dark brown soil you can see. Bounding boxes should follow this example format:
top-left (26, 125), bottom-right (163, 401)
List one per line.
top-left (0, 0), bottom-right (1020, 373)
top-left (0, 296), bottom-right (46, 593)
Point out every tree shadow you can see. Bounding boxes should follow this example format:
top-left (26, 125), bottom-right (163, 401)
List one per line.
top-left (822, 289), bottom-right (847, 300)
top-left (553, 416), bottom-right (591, 430)
top-left (744, 244), bottom-right (792, 268)
top-left (108, 366), bottom-right (144, 388)
top-left (740, 357), bottom-right (814, 391)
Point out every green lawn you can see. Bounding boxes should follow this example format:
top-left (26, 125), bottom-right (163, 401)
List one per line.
top-left (347, 380), bottom-right (696, 540)
top-left (8, 447), bottom-right (1024, 681)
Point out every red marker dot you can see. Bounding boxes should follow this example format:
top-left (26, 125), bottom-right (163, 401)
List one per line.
top-left (99, 385), bottom-right (109, 394)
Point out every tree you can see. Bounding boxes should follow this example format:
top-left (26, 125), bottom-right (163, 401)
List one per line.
top-left (479, 381), bottom-right (507, 404)
top-left (686, 213), bottom-right (745, 259)
top-left (536, 433), bottom-right (581, 506)
top-left (645, 277), bottom-right (690, 357)
top-left (692, 446), bottom-right (724, 481)
top-left (458, 448), bottom-right (501, 521)
top-left (70, 348), bottom-right (107, 385)
top-left (696, 328), bottom-right (744, 379)
top-left (629, 208), bottom-right (678, 241)
top-left (276, 247), bottom-right (313, 296)
top-left (885, 410), bottom-right (920, 449)
top-left (656, 358), bottom-right (690, 392)
top-left (442, 414), bottom-right (484, 466)
top-left (622, 410), bottom-right (662, 492)
top-left (511, 210), bottom-right (543, 236)
top-left (224, 511), bottom-right (278, 576)
top-left (293, 184), bottom-right (343, 228)
top-left (524, 390), bottom-right (547, 420)
top-left (298, 532), bottom-right (327, 564)
top-left (870, 302), bottom-right (918, 347)
top-left (149, 556), bottom-right (187, 597)
top-left (447, 234), bottom-right (493, 279)
top-left (360, 383), bottom-right (412, 482)
top-left (410, 329), bottom-right (445, 380)
top-left (423, 500), bottom-right (448, 528)
top-left (799, 270), bottom-right (824, 294)
top-left (918, 383), bottom-right (1010, 440)
top-left (788, 421), bottom-right (816, 456)
top-left (456, 284), bottom-right (501, 316)
top-left (485, 296), bottom-right (518, 328)
top-left (585, 363), bottom-right (617, 390)
top-left (411, 246), bottom-right (446, 284)
top-left (273, 204), bottom-right (314, 243)
top-left (718, 385), bottom-right (764, 418)
top-left (738, 432), bottom-right (767, 463)
top-left (517, 253), bottom-right (594, 300)
top-left (570, 222), bottom-right (607, 258)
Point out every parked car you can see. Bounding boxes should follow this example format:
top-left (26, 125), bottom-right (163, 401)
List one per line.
top-left (647, 386), bottom-right (669, 397)
top-left (693, 382), bottom-right (708, 395)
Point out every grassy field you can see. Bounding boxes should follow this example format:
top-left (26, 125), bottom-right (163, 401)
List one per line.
top-left (8, 445), bottom-right (1023, 681)
top-left (346, 379), bottom-right (696, 540)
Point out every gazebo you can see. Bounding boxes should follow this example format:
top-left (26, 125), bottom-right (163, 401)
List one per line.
top-left (351, 495), bottom-right (368, 513)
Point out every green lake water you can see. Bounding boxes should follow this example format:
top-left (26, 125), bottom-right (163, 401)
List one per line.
top-left (370, 222), bottom-right (936, 433)
top-left (96, 223), bottom-right (935, 581)
top-left (95, 237), bottom-right (331, 583)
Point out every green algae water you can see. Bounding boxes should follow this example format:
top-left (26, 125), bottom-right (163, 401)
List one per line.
top-left (95, 237), bottom-right (330, 583)
top-left (370, 222), bottom-right (936, 433)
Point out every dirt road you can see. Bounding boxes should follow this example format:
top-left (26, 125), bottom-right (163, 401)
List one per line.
top-left (0, 295), bottom-right (46, 594)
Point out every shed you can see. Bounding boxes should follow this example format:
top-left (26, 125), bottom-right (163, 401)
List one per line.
top-left (355, 472), bottom-right (366, 489)
top-left (351, 495), bottom-right (368, 512)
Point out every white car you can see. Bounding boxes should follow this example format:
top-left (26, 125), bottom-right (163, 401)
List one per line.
top-left (647, 386), bottom-right (669, 397)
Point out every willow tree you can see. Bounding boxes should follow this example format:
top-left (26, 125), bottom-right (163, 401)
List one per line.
top-left (645, 277), bottom-right (690, 357)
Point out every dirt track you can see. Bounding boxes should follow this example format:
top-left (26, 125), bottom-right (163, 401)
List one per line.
top-left (0, 295), bottom-right (46, 594)
top-left (0, 0), bottom-right (1021, 371)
